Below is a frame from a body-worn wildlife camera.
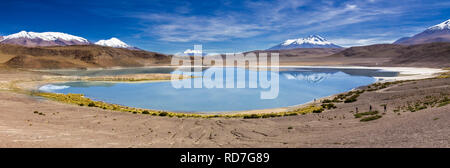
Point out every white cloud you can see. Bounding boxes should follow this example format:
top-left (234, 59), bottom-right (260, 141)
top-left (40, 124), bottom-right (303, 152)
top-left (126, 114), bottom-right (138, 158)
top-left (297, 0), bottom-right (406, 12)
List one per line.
top-left (184, 49), bottom-right (202, 54)
top-left (126, 0), bottom-right (444, 47)
top-left (130, 0), bottom-right (387, 43)
top-left (346, 4), bottom-right (358, 10)
top-left (135, 14), bottom-right (266, 42)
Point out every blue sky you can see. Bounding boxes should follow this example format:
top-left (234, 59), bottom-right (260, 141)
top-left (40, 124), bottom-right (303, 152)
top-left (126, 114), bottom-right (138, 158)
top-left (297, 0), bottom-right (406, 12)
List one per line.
top-left (0, 0), bottom-right (449, 54)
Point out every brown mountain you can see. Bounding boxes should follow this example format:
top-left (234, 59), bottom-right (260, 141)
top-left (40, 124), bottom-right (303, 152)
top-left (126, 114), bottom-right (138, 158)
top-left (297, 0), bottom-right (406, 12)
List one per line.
top-left (245, 48), bottom-right (344, 64)
top-left (394, 19), bottom-right (450, 45)
top-left (0, 44), bottom-right (171, 69)
top-left (250, 48), bottom-right (344, 57)
top-left (329, 42), bottom-right (450, 67)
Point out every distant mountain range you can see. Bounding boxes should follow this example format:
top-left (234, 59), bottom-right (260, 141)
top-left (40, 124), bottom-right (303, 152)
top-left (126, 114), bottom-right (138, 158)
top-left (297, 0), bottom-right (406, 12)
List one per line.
top-left (268, 35), bottom-right (342, 50)
top-left (1, 19), bottom-right (450, 69)
top-left (394, 19), bottom-right (450, 45)
top-left (0, 31), bottom-right (136, 49)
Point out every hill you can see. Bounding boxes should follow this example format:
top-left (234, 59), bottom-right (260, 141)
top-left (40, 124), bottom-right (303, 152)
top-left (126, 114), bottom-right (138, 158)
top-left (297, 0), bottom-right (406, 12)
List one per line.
top-left (329, 42), bottom-right (450, 67)
top-left (248, 48), bottom-right (344, 63)
top-left (0, 44), bottom-right (171, 69)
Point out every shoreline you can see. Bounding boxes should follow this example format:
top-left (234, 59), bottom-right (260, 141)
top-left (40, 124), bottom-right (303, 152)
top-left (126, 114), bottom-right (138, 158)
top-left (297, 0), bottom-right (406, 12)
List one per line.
top-left (280, 65), bottom-right (446, 82)
top-left (13, 66), bottom-right (449, 115)
top-left (15, 73), bottom-right (193, 91)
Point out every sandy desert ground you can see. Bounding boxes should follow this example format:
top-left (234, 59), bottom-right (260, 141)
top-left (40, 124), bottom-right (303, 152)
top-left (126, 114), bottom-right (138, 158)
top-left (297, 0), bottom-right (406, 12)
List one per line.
top-left (0, 68), bottom-right (448, 148)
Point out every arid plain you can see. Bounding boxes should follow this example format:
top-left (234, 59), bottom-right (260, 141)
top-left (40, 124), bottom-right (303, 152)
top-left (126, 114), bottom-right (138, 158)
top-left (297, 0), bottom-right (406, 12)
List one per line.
top-left (0, 44), bottom-right (449, 147)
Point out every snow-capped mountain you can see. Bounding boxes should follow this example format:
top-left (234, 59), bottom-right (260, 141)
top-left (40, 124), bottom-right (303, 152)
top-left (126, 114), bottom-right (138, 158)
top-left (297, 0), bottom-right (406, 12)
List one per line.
top-left (0, 31), bottom-right (90, 47)
top-left (184, 49), bottom-right (202, 55)
top-left (95, 37), bottom-right (134, 49)
top-left (268, 35), bottom-right (342, 50)
top-left (427, 19), bottom-right (450, 31)
top-left (394, 19), bottom-right (450, 45)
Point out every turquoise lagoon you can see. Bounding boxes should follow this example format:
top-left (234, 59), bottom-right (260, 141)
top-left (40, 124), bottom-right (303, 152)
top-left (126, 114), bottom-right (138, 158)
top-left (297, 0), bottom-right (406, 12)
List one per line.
top-left (39, 67), bottom-right (398, 113)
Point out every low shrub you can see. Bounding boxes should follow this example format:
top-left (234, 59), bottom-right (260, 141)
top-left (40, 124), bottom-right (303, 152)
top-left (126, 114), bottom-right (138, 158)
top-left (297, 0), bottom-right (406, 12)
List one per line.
top-left (344, 94), bottom-right (359, 103)
top-left (354, 111), bottom-right (379, 118)
top-left (159, 112), bottom-right (168, 116)
top-left (312, 108), bottom-right (324, 113)
top-left (284, 112), bottom-right (298, 116)
top-left (262, 113), bottom-right (278, 118)
top-left (407, 106), bottom-right (416, 112)
top-left (360, 115), bottom-right (382, 122)
top-left (321, 103), bottom-right (337, 109)
top-left (88, 102), bottom-right (96, 107)
top-left (322, 99), bottom-right (333, 103)
top-left (438, 101), bottom-right (449, 107)
top-left (244, 114), bottom-right (261, 119)
top-left (438, 97), bottom-right (449, 107)
top-left (416, 106), bottom-right (427, 111)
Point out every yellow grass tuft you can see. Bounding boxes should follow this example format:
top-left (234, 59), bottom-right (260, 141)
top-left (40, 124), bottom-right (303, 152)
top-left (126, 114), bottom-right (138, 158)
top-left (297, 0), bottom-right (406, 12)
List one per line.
top-left (35, 92), bottom-right (323, 118)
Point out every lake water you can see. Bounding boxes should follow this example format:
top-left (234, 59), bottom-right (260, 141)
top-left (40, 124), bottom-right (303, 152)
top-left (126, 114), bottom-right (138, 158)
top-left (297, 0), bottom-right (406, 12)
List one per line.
top-left (39, 67), bottom-right (398, 113)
